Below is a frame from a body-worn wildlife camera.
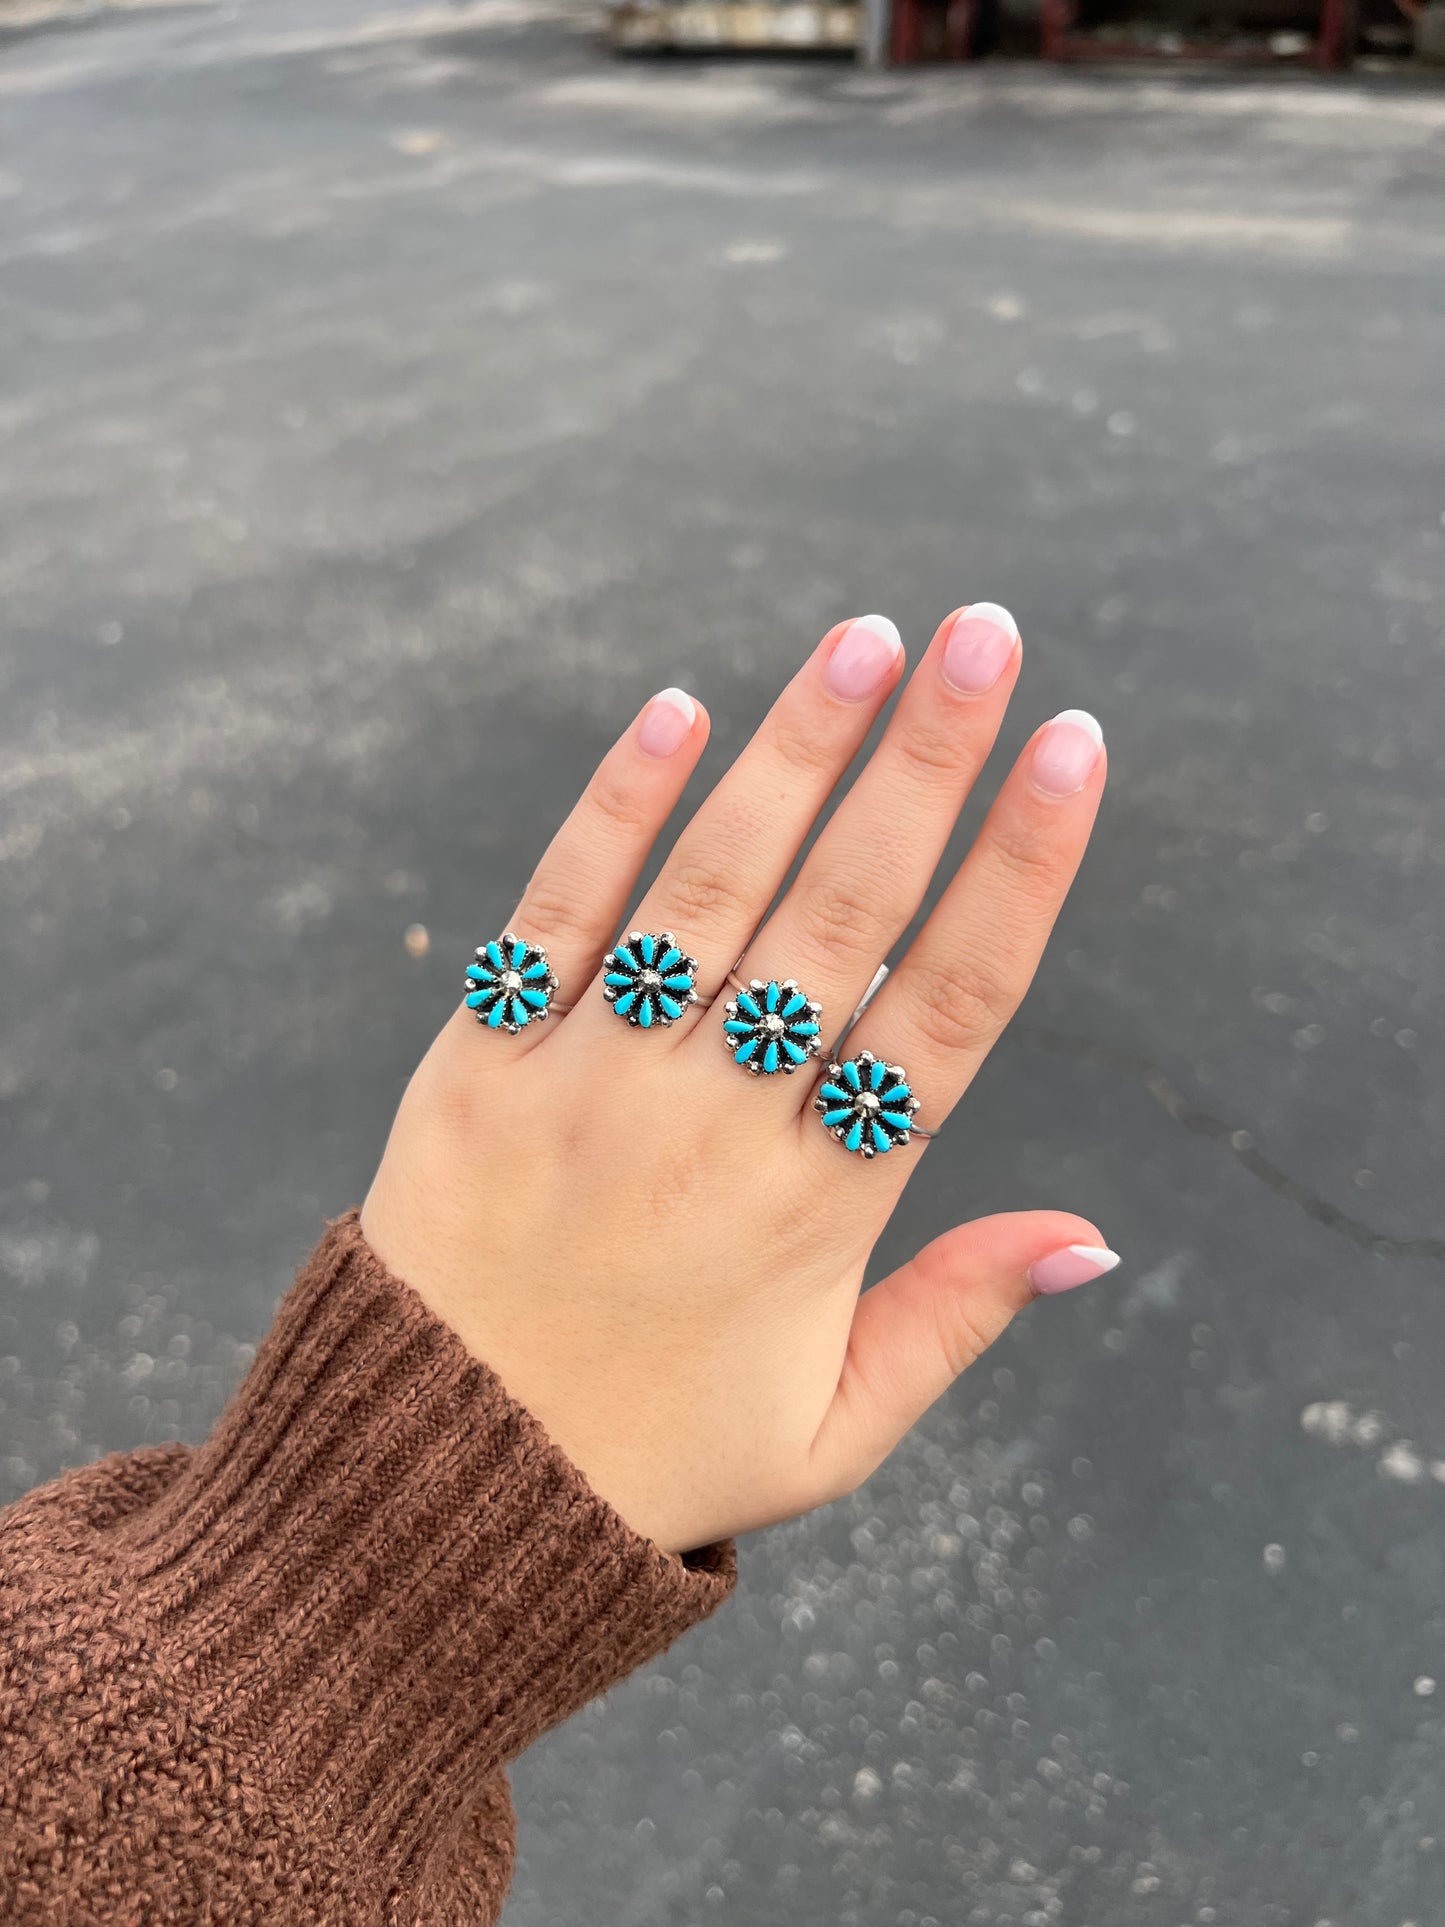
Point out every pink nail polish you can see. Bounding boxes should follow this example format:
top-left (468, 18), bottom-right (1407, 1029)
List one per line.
top-left (824, 614), bottom-right (903, 703)
top-left (1032, 709), bottom-right (1103, 797)
top-left (941, 601), bottom-right (1018, 694)
top-left (1028, 1244), bottom-right (1120, 1295)
top-left (637, 687), bottom-right (696, 759)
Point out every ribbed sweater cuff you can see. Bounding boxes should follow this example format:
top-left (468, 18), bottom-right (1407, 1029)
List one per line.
top-left (114, 1213), bottom-right (735, 1857)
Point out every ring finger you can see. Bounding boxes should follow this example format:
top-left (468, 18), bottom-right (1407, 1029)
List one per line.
top-left (706, 602), bottom-right (1021, 1091)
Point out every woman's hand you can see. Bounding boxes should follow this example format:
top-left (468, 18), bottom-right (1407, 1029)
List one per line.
top-left (361, 606), bottom-right (1113, 1555)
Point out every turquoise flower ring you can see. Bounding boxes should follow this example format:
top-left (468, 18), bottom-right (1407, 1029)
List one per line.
top-left (601, 929), bottom-right (700, 1029)
top-left (464, 932), bottom-right (560, 1034)
top-left (722, 976), bottom-right (823, 1076)
top-left (813, 1049), bottom-right (923, 1157)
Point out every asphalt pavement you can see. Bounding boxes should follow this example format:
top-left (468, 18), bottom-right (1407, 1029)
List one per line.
top-left (2, 5), bottom-right (1444, 1921)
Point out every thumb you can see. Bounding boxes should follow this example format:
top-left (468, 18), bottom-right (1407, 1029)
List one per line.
top-left (806, 1212), bottom-right (1119, 1506)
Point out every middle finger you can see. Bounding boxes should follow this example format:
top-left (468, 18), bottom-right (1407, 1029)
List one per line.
top-left (562, 613), bottom-right (905, 1041)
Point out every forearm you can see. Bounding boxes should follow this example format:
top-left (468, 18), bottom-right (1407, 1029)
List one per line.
top-left (0, 1215), bottom-right (733, 1927)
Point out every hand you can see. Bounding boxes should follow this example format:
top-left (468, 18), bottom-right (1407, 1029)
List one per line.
top-left (361, 606), bottom-right (1113, 1554)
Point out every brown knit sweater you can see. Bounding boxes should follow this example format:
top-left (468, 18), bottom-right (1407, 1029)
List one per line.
top-left (0, 1214), bottom-right (734, 1926)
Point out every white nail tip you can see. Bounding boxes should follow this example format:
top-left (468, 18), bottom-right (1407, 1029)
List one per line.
top-left (854, 613), bottom-right (903, 654)
top-left (1068, 1244), bottom-right (1121, 1272)
top-left (965, 601), bottom-right (1019, 638)
top-left (653, 687), bottom-right (697, 723)
top-left (1051, 708), bottom-right (1104, 746)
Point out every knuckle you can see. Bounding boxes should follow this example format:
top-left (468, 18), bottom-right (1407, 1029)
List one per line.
top-left (766, 701), bottom-right (847, 780)
top-left (794, 872), bottom-right (893, 969)
top-left (931, 1290), bottom-right (992, 1380)
top-left (654, 850), bottom-right (753, 934)
top-left (518, 875), bottom-right (592, 944)
top-left (892, 716), bottom-right (973, 780)
top-left (906, 952), bottom-right (1019, 1055)
top-left (986, 819), bottom-right (1068, 904)
top-left (428, 1045), bottom-right (532, 1145)
top-left (586, 766), bottom-right (655, 839)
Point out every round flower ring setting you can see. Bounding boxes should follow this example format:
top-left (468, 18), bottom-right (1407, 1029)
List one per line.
top-left (602, 931), bottom-right (700, 1028)
top-left (722, 977), bottom-right (823, 1075)
top-left (464, 933), bottom-right (559, 1033)
top-left (814, 1050), bottom-right (922, 1157)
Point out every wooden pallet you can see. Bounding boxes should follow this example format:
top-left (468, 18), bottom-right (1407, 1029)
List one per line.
top-left (609, 1), bottom-right (861, 49)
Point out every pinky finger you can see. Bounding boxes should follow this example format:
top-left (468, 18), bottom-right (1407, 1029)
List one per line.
top-left (804, 1213), bottom-right (1119, 1505)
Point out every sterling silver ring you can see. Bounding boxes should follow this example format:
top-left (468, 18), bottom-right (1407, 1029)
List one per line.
top-left (811, 963), bottom-right (938, 1154)
top-left (602, 931), bottom-right (702, 1029)
top-left (463, 933), bottom-right (560, 1033)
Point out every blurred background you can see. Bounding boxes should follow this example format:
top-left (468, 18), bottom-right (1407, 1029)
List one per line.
top-left (2, 0), bottom-right (1444, 1921)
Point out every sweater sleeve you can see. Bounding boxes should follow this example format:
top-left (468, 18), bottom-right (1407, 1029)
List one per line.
top-left (0, 1212), bottom-right (735, 1927)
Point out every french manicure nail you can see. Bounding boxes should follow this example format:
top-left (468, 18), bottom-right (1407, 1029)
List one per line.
top-left (637, 687), bottom-right (697, 759)
top-left (941, 601), bottom-right (1019, 694)
top-left (1032, 708), bottom-right (1104, 797)
top-left (1028, 1244), bottom-right (1121, 1295)
top-left (824, 614), bottom-right (903, 703)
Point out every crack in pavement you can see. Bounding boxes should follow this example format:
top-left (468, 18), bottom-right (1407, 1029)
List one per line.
top-left (1012, 1025), bottom-right (1445, 1265)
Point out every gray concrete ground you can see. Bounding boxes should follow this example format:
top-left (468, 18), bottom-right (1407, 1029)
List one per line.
top-left (3, 4), bottom-right (1445, 1921)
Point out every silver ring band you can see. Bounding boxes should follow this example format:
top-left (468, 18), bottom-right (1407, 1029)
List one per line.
top-left (821, 961), bottom-right (939, 1142)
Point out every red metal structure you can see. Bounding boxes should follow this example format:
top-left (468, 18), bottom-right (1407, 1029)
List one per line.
top-left (889, 0), bottom-right (984, 59)
top-left (1039, 0), bottom-right (1355, 63)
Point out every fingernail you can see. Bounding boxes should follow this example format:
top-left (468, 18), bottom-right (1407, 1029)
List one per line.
top-left (824, 614), bottom-right (903, 703)
top-left (941, 601), bottom-right (1018, 694)
top-left (1032, 709), bottom-right (1103, 797)
top-left (1029, 1244), bottom-right (1120, 1295)
top-left (637, 687), bottom-right (697, 759)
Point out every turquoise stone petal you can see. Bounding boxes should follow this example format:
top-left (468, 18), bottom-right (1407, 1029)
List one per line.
top-left (519, 988), bottom-right (548, 1009)
top-left (788, 1022), bottom-right (820, 1039)
top-left (783, 1040), bottom-right (809, 1065)
top-left (485, 940), bottom-right (505, 971)
top-left (466, 964), bottom-right (493, 983)
top-left (510, 999), bottom-right (530, 1027)
top-left (735, 1038), bottom-right (759, 1065)
top-left (659, 993), bottom-right (684, 1020)
top-left (612, 989), bottom-right (636, 1017)
top-left (781, 993), bottom-right (808, 1019)
top-left (880, 1084), bottom-right (910, 1104)
top-left (613, 943), bottom-right (638, 973)
top-left (870, 1122), bottom-right (892, 1155)
top-left (819, 1082), bottom-right (851, 1104)
top-left (522, 961), bottom-right (550, 981)
top-left (724, 1020), bottom-right (754, 1036)
top-left (638, 994), bottom-right (654, 1028)
top-left (870, 1059), bottom-right (888, 1090)
top-left (844, 1117), bottom-right (865, 1153)
top-left (465, 990), bottom-right (492, 1010)
top-left (880, 1110), bottom-right (913, 1132)
top-left (822, 1105), bottom-right (854, 1127)
top-left (763, 1041), bottom-right (780, 1073)
top-left (658, 947), bottom-right (681, 973)
top-left (662, 973), bottom-right (694, 993)
top-left (510, 938), bottom-right (527, 969)
top-left (604, 972), bottom-right (635, 988)
top-left (736, 992), bottom-right (761, 1020)
top-left (842, 1059), bottom-right (862, 1091)
top-left (487, 1000), bottom-right (507, 1028)
top-left (765, 981), bottom-right (781, 1013)
top-left (639, 933), bottom-right (656, 965)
